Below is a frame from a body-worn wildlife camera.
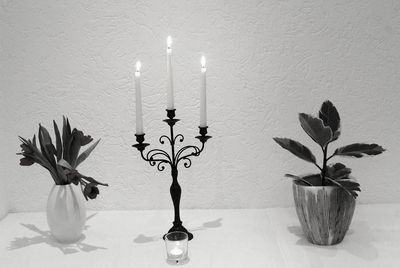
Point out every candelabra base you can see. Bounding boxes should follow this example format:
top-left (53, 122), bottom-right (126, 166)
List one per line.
top-left (164, 224), bottom-right (193, 241)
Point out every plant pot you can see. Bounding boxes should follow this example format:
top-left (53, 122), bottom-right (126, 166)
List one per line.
top-left (46, 184), bottom-right (86, 243)
top-left (292, 180), bottom-right (355, 245)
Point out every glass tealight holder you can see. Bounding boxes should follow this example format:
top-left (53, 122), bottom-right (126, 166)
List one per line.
top-left (165, 231), bottom-right (188, 264)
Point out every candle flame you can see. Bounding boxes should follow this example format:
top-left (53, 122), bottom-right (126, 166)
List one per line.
top-left (136, 61), bottom-right (141, 72)
top-left (201, 56), bottom-right (206, 68)
top-left (167, 36), bottom-right (172, 48)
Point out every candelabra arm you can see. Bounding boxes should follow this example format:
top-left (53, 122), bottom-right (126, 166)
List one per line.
top-left (145, 149), bottom-right (172, 163)
top-left (175, 144), bottom-right (204, 167)
top-left (139, 149), bottom-right (172, 171)
top-left (133, 134), bottom-right (173, 172)
top-left (159, 135), bottom-right (172, 145)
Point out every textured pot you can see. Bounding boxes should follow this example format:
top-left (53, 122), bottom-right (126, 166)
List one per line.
top-left (47, 184), bottom-right (86, 243)
top-left (292, 180), bottom-right (355, 245)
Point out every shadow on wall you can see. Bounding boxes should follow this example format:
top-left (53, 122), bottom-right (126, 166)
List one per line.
top-left (287, 221), bottom-right (379, 260)
top-left (8, 213), bottom-right (107, 255)
top-left (0, 211), bottom-right (8, 221)
top-left (134, 218), bottom-right (223, 244)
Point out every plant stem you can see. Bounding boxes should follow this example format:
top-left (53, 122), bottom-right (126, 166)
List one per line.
top-left (314, 163), bottom-right (323, 172)
top-left (321, 144), bottom-right (328, 186)
top-left (326, 153), bottom-right (335, 161)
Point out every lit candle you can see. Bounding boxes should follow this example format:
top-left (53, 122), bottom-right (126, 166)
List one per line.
top-left (170, 247), bottom-right (183, 257)
top-left (200, 56), bottom-right (207, 127)
top-left (166, 36), bottom-right (174, 110)
top-left (135, 61), bottom-right (144, 134)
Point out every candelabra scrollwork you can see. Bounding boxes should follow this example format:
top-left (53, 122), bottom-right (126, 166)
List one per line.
top-left (132, 109), bottom-right (211, 240)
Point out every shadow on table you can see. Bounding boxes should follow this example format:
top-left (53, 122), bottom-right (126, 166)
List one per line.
top-left (287, 221), bottom-right (378, 260)
top-left (7, 213), bottom-right (107, 255)
top-left (134, 218), bottom-right (223, 244)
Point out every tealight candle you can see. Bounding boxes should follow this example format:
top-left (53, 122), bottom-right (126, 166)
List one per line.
top-left (170, 247), bottom-right (183, 257)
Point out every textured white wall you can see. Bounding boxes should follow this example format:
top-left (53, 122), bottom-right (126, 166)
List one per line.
top-left (0, 86), bottom-right (8, 218)
top-left (0, 180), bottom-right (8, 219)
top-left (1, 0), bottom-right (400, 212)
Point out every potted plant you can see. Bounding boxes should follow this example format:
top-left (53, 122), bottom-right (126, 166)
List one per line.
top-left (273, 100), bottom-right (385, 245)
top-left (18, 116), bottom-right (108, 243)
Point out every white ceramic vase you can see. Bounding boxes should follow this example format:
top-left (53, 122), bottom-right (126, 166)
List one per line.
top-left (46, 184), bottom-right (86, 243)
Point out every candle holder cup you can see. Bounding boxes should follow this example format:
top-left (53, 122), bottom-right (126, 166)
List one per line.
top-left (165, 231), bottom-right (189, 264)
top-left (133, 109), bottom-right (211, 240)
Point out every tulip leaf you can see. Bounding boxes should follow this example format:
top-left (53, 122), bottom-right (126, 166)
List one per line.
top-left (273, 137), bottom-right (316, 163)
top-left (69, 129), bottom-right (82, 168)
top-left (299, 113), bottom-right (333, 147)
top-left (20, 157), bottom-right (35, 166)
top-left (38, 126), bottom-right (59, 184)
top-left (53, 120), bottom-right (62, 161)
top-left (75, 139), bottom-right (100, 168)
top-left (57, 159), bottom-right (73, 170)
top-left (319, 100), bottom-right (341, 141)
top-left (39, 125), bottom-right (57, 170)
top-left (56, 164), bottom-right (68, 184)
top-left (334, 143), bottom-right (385, 158)
top-left (32, 134), bottom-right (36, 147)
top-left (62, 116), bottom-right (72, 162)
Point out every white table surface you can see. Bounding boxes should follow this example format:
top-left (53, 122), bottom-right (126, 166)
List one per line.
top-left (0, 204), bottom-right (399, 268)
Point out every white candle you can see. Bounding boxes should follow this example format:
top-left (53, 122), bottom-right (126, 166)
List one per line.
top-left (200, 56), bottom-right (207, 127)
top-left (166, 36), bottom-right (174, 110)
top-left (170, 247), bottom-right (183, 257)
top-left (135, 61), bottom-right (144, 135)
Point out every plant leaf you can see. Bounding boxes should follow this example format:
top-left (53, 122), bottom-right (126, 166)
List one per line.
top-left (273, 138), bottom-right (316, 163)
top-left (336, 179), bottom-right (361, 191)
top-left (319, 100), bottom-right (341, 141)
top-left (284, 174), bottom-right (313, 186)
top-left (53, 120), bottom-right (62, 161)
top-left (334, 143), bottom-right (385, 158)
top-left (299, 113), bottom-right (333, 147)
top-left (326, 163), bottom-right (351, 180)
top-left (75, 139), bottom-right (100, 168)
top-left (325, 177), bottom-right (360, 199)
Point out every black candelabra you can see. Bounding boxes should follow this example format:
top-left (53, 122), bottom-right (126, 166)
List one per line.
top-left (133, 109), bottom-right (211, 240)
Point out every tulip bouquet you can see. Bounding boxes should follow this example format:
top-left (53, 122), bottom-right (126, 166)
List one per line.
top-left (18, 117), bottom-right (108, 200)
